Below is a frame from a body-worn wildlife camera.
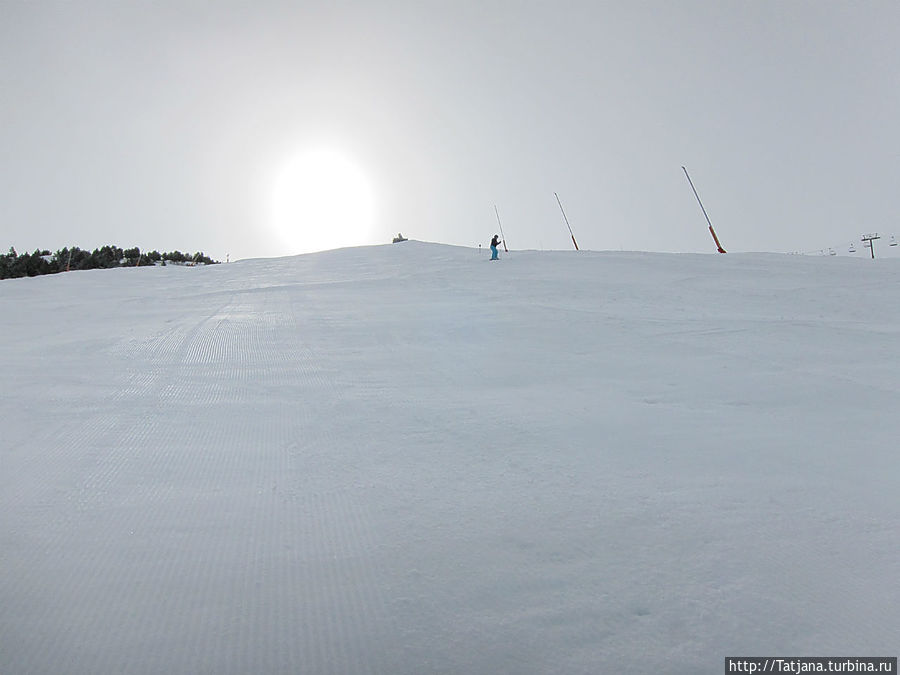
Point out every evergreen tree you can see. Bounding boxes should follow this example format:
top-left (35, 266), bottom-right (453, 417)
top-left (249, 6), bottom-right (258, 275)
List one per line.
top-left (2, 244), bottom-right (217, 280)
top-left (123, 247), bottom-right (140, 265)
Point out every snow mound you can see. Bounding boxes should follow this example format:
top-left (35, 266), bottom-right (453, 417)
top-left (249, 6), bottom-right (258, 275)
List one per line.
top-left (1, 243), bottom-right (898, 673)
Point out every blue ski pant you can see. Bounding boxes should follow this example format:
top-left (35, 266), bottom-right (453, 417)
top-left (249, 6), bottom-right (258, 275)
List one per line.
top-left (490, 245), bottom-right (499, 260)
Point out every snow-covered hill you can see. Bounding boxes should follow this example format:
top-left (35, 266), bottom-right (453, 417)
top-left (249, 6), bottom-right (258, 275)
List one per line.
top-left (2, 242), bottom-right (898, 673)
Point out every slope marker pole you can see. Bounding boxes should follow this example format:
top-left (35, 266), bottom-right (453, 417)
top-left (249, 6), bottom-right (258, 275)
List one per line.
top-left (493, 205), bottom-right (509, 252)
top-left (554, 192), bottom-right (579, 251)
top-left (682, 166), bottom-right (726, 253)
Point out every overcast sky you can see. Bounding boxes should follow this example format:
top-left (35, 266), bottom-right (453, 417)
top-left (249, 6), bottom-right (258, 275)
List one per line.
top-left (3, 1), bottom-right (899, 260)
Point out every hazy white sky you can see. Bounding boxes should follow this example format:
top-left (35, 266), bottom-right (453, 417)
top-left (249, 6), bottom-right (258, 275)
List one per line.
top-left (3, 1), bottom-right (899, 259)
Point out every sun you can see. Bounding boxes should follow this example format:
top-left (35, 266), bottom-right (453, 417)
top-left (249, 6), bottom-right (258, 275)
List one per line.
top-left (269, 149), bottom-right (376, 254)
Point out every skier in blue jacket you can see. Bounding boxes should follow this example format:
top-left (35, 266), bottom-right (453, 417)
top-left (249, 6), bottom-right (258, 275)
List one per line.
top-left (490, 234), bottom-right (501, 260)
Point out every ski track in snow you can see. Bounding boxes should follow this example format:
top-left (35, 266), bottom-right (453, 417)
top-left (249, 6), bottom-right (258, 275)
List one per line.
top-left (1, 244), bottom-right (898, 674)
top-left (2, 276), bottom-right (399, 673)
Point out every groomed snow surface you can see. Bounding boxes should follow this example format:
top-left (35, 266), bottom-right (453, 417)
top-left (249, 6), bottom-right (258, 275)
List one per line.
top-left (1, 242), bottom-right (897, 674)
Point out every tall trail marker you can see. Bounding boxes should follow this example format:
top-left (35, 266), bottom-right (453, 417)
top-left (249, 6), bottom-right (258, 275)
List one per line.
top-left (493, 205), bottom-right (509, 252)
top-left (554, 192), bottom-right (579, 251)
top-left (682, 166), bottom-right (726, 253)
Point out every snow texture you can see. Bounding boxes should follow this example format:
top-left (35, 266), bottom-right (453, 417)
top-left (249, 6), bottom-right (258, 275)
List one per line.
top-left (1, 242), bottom-right (898, 673)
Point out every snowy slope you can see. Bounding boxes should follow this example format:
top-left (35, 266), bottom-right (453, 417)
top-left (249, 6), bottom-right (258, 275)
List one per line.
top-left (1, 242), bottom-right (898, 674)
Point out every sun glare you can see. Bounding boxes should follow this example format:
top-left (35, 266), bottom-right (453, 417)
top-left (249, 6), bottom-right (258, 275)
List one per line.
top-left (269, 149), bottom-right (376, 254)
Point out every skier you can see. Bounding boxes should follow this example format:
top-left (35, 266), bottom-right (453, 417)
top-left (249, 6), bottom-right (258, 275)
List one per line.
top-left (489, 234), bottom-right (502, 260)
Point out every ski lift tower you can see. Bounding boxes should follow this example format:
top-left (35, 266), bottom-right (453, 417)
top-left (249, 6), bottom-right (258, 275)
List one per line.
top-left (861, 233), bottom-right (880, 259)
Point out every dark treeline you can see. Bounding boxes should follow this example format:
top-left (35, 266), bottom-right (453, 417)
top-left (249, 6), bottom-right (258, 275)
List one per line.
top-left (1, 246), bottom-right (219, 280)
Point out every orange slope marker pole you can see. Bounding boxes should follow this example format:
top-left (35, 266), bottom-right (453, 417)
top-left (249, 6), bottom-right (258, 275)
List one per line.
top-left (554, 192), bottom-right (579, 251)
top-left (682, 166), bottom-right (726, 253)
top-left (493, 204), bottom-right (509, 252)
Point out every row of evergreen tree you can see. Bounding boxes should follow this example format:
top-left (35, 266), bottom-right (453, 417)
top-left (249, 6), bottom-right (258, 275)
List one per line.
top-left (0, 246), bottom-right (219, 280)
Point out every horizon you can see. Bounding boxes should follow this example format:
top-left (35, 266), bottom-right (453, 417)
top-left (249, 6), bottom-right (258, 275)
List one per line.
top-left (6, 236), bottom-right (900, 264)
